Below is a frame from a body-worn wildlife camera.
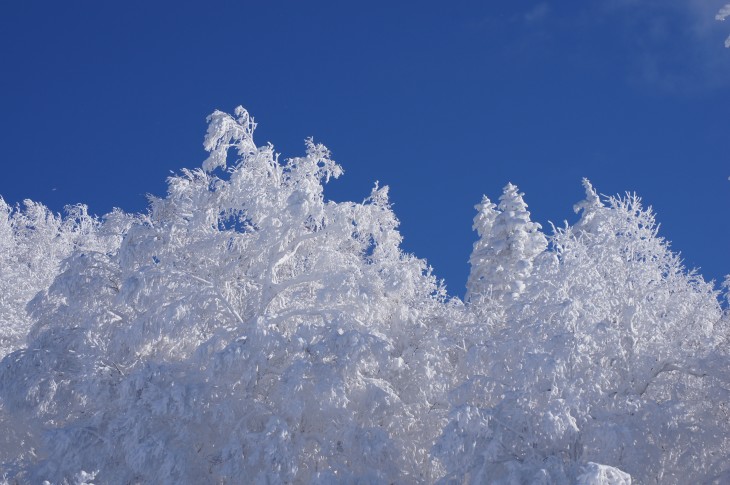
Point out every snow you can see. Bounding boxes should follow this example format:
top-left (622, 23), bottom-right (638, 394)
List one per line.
top-left (0, 107), bottom-right (728, 484)
top-left (576, 463), bottom-right (631, 485)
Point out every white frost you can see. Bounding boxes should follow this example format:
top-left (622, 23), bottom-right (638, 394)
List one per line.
top-left (0, 107), bottom-right (728, 484)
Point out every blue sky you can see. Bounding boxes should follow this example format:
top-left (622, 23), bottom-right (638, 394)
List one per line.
top-left (1, 1), bottom-right (728, 296)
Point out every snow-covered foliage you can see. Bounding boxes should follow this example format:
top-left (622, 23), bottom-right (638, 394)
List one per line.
top-left (0, 200), bottom-right (104, 359)
top-left (438, 179), bottom-right (728, 484)
top-left (1, 107), bottom-right (728, 484)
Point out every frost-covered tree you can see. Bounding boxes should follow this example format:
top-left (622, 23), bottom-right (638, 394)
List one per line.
top-left (0, 200), bottom-right (101, 359)
top-left (465, 183), bottom-right (547, 319)
top-left (464, 195), bottom-right (498, 306)
top-left (436, 181), bottom-right (729, 484)
top-left (0, 199), bottom-right (128, 478)
top-left (0, 107), bottom-right (454, 483)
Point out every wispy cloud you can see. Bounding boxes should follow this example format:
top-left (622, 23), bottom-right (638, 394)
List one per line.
top-left (467, 2), bottom-right (729, 91)
top-left (595, 0), bottom-right (730, 92)
top-left (525, 3), bottom-right (550, 23)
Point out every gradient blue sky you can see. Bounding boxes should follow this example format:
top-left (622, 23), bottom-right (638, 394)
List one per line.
top-left (1, 1), bottom-right (728, 296)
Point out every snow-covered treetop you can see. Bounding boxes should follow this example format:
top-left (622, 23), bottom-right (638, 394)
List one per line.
top-left (465, 182), bottom-right (547, 310)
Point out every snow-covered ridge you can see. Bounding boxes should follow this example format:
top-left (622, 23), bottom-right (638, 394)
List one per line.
top-left (1, 107), bottom-right (728, 484)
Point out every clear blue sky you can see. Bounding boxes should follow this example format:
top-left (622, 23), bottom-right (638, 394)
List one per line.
top-left (1, 1), bottom-right (728, 296)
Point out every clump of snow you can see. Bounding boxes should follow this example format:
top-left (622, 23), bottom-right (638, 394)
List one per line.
top-left (576, 463), bottom-right (631, 485)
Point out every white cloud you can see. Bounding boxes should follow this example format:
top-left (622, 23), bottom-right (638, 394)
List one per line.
top-left (595, 0), bottom-right (730, 90)
top-left (717, 3), bottom-right (730, 19)
top-left (665, 0), bottom-right (730, 46)
top-left (716, 3), bottom-right (730, 46)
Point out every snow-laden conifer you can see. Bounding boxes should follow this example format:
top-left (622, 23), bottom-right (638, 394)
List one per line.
top-left (465, 183), bottom-right (547, 317)
top-left (464, 195), bottom-right (498, 306)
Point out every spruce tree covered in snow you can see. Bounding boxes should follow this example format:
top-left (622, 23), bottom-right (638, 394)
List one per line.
top-left (0, 107), bottom-right (728, 484)
top-left (464, 195), bottom-right (498, 307)
top-left (465, 183), bottom-right (547, 318)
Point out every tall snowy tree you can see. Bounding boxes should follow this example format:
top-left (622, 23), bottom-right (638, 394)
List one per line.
top-left (465, 183), bottom-right (547, 317)
top-left (464, 195), bottom-right (498, 307)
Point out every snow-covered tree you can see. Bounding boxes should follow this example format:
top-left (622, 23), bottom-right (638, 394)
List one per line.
top-left (0, 107), bottom-right (454, 483)
top-left (0, 200), bottom-right (102, 359)
top-left (465, 183), bottom-right (547, 318)
top-left (436, 181), bottom-right (729, 484)
top-left (464, 195), bottom-right (498, 306)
